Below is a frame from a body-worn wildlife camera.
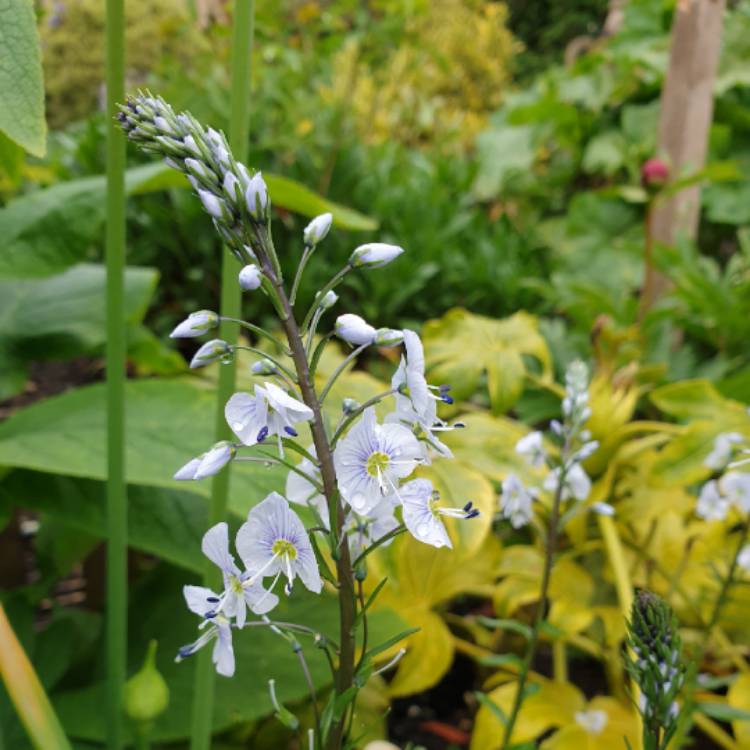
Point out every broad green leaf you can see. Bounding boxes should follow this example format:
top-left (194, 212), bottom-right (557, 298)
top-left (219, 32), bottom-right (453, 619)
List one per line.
top-left (0, 378), bottom-right (284, 516)
top-left (650, 379), bottom-right (750, 423)
top-left (472, 125), bottom-right (535, 201)
top-left (0, 604), bottom-right (71, 750)
top-left (0, 0), bottom-right (46, 157)
top-left (423, 308), bottom-right (552, 414)
top-left (50, 564), bottom-right (401, 742)
top-left (0, 263), bottom-right (160, 399)
top-left (0, 163), bottom-right (376, 278)
top-left (695, 701), bottom-right (750, 724)
top-left (0, 471), bottom-right (205, 573)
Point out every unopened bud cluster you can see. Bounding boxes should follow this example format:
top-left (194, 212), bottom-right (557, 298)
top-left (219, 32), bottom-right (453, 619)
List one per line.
top-left (117, 92), bottom-right (265, 263)
top-left (626, 591), bottom-right (685, 749)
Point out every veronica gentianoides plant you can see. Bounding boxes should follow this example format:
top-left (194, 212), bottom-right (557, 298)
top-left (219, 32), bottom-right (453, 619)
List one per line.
top-left (117, 92), bottom-right (478, 750)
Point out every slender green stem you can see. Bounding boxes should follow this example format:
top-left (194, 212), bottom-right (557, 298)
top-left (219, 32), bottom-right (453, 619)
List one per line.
top-left (301, 264), bottom-right (352, 333)
top-left (254, 449), bottom-right (325, 493)
top-left (354, 580), bottom-right (369, 675)
top-left (319, 344), bottom-right (368, 404)
top-left (234, 344), bottom-right (298, 382)
top-left (292, 640), bottom-right (321, 744)
top-left (290, 244), bottom-right (313, 306)
top-left (500, 473), bottom-right (566, 750)
top-left (222, 317), bottom-right (290, 352)
top-left (351, 525), bottom-right (406, 569)
top-left (190, 4), bottom-right (255, 749)
top-left (331, 389), bottom-right (397, 447)
top-left (305, 308), bottom-right (325, 357)
top-left (105, 0), bottom-right (127, 745)
top-left (309, 332), bottom-right (334, 378)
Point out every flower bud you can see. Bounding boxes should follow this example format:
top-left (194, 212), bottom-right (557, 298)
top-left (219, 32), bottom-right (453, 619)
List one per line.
top-left (184, 158), bottom-right (215, 185)
top-left (318, 290), bottom-right (338, 310)
top-left (153, 116), bottom-right (174, 134)
top-left (194, 441), bottom-right (236, 479)
top-left (335, 314), bottom-right (376, 346)
top-left (238, 264), bottom-right (262, 291)
top-left (245, 172), bottom-right (269, 220)
top-left (374, 328), bottom-right (404, 347)
top-left (641, 157), bottom-right (670, 190)
top-left (342, 398), bottom-right (360, 415)
top-left (170, 310), bottom-right (219, 338)
top-left (350, 242), bottom-right (404, 268)
top-left (183, 134), bottom-right (201, 157)
top-left (223, 172), bottom-right (242, 204)
top-left (190, 339), bottom-right (232, 368)
top-left (251, 358), bottom-right (278, 376)
top-left (303, 212), bottom-right (333, 246)
top-left (123, 641), bottom-right (169, 726)
top-left (198, 190), bottom-right (231, 222)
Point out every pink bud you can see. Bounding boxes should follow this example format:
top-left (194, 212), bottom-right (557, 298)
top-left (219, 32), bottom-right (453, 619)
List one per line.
top-left (641, 158), bottom-right (670, 189)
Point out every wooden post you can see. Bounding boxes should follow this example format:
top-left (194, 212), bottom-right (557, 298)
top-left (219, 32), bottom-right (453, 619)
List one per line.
top-left (641, 0), bottom-right (725, 312)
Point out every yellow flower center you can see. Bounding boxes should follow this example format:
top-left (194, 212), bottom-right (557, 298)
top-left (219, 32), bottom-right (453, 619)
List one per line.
top-left (366, 451), bottom-right (390, 477)
top-left (272, 539), bottom-right (298, 559)
top-left (229, 575), bottom-right (243, 594)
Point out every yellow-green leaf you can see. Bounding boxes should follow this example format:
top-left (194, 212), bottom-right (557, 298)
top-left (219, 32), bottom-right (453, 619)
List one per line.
top-left (0, 603), bottom-right (71, 750)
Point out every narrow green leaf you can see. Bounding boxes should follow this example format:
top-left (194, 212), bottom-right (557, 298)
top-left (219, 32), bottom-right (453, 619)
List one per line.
top-left (695, 702), bottom-right (750, 723)
top-left (477, 616), bottom-right (533, 640)
top-left (364, 627), bottom-right (420, 661)
top-left (475, 691), bottom-right (507, 726)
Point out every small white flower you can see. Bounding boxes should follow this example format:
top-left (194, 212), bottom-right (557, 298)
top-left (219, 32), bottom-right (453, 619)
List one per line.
top-left (515, 431), bottom-right (546, 468)
top-left (334, 407), bottom-right (422, 514)
top-left (720, 471), bottom-right (750, 512)
top-left (174, 441), bottom-right (236, 481)
top-left (543, 463), bottom-right (591, 502)
top-left (575, 709), bottom-right (608, 734)
top-left (223, 172), bottom-right (242, 203)
top-left (170, 310), bottom-right (219, 338)
top-left (335, 314), bottom-right (376, 346)
top-left (393, 329), bottom-right (430, 416)
top-left (245, 172), bottom-right (269, 220)
top-left (190, 339), bottom-right (232, 368)
top-left (236, 492), bottom-right (322, 595)
top-left (238, 264), bottom-right (262, 291)
top-left (350, 242), bottom-right (404, 268)
top-left (590, 502), bottom-right (615, 516)
top-left (705, 432), bottom-right (744, 470)
top-left (399, 478), bottom-right (478, 549)
top-left (303, 213), bottom-right (333, 245)
top-left (286, 447), bottom-right (329, 528)
top-left (225, 382), bottom-right (313, 448)
top-left (696, 480), bottom-right (730, 521)
top-left (500, 474), bottom-right (536, 528)
top-left (737, 545), bottom-right (750, 573)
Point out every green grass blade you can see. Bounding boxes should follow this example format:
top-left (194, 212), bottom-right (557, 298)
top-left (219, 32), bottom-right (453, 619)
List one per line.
top-left (189, 2), bottom-right (256, 748)
top-left (105, 0), bottom-right (127, 746)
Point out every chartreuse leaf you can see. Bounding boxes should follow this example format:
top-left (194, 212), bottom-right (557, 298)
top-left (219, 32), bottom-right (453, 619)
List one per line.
top-left (470, 678), bottom-right (583, 750)
top-left (0, 162), bottom-right (375, 279)
top-left (423, 308), bottom-right (552, 413)
top-left (727, 673), bottom-right (750, 745)
top-left (0, 378), bottom-right (284, 517)
top-left (0, 604), bottom-right (71, 750)
top-left (0, 0), bottom-right (46, 157)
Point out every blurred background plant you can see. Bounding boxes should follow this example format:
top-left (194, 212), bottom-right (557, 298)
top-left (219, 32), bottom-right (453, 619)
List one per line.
top-left (3, 0), bottom-right (750, 748)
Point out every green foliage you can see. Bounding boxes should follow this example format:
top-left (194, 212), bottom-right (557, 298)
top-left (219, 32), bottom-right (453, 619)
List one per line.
top-left (0, 0), bottom-right (46, 156)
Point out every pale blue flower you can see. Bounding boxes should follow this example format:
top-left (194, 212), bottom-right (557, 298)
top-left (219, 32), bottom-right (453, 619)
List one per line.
top-left (400, 477), bottom-right (477, 549)
top-left (515, 431), bottom-right (546, 468)
top-left (178, 590), bottom-right (234, 677)
top-left (225, 382), bottom-right (313, 448)
top-left (238, 264), bottom-right (262, 291)
top-left (350, 242), bottom-right (404, 268)
top-left (236, 492), bottom-right (322, 595)
top-left (334, 407), bottom-right (422, 514)
top-left (500, 474), bottom-right (536, 528)
top-left (335, 314), bottom-right (376, 346)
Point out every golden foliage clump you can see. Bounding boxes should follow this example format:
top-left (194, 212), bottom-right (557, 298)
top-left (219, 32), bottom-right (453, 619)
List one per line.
top-left (326, 0), bottom-right (519, 150)
top-left (39, 0), bottom-right (207, 128)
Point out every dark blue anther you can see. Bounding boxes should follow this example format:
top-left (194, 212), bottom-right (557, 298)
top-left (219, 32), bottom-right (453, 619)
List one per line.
top-left (463, 501), bottom-right (473, 512)
top-left (453, 421), bottom-right (466, 428)
top-left (257, 426), bottom-right (269, 442)
top-left (207, 596), bottom-right (220, 603)
top-left (204, 610), bottom-right (217, 619)
top-left (284, 426), bottom-right (298, 437)
top-left (178, 645), bottom-right (194, 659)
top-left (466, 509), bottom-right (480, 519)
top-left (441, 395), bottom-right (454, 405)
